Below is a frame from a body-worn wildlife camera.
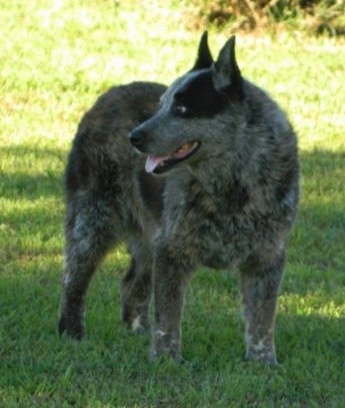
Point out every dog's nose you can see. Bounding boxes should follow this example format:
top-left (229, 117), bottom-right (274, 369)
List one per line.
top-left (128, 127), bottom-right (145, 148)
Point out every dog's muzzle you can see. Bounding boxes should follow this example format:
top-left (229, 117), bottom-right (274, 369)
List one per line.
top-left (128, 127), bottom-right (146, 150)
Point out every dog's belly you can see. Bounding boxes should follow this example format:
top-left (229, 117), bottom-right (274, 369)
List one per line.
top-left (201, 248), bottom-right (236, 270)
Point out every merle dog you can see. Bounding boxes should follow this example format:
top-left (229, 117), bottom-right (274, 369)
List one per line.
top-left (58, 32), bottom-right (299, 365)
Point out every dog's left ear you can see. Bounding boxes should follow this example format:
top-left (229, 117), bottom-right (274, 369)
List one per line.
top-left (212, 36), bottom-right (243, 98)
top-left (192, 31), bottom-right (214, 71)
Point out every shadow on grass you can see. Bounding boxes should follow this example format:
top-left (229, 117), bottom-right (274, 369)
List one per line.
top-left (2, 266), bottom-right (344, 364)
top-left (1, 229), bottom-right (344, 406)
top-left (1, 145), bottom-right (67, 200)
top-left (1, 145), bottom-right (344, 368)
top-left (1, 265), bottom-right (344, 408)
top-left (2, 142), bottom-right (344, 268)
top-left (3, 143), bottom-right (344, 202)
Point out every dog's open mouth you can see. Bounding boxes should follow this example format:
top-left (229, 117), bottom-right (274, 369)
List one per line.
top-left (145, 141), bottom-right (200, 174)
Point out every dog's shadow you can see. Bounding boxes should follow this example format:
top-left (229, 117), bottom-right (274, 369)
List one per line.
top-left (3, 144), bottom-right (344, 369)
top-left (2, 145), bottom-right (66, 201)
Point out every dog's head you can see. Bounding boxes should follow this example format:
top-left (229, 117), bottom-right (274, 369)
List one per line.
top-left (129, 32), bottom-right (245, 175)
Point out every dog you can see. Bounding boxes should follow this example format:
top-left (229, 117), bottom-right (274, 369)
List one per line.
top-left (58, 32), bottom-right (299, 365)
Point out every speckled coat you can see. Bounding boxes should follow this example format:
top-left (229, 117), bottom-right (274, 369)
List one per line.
top-left (59, 33), bottom-right (299, 365)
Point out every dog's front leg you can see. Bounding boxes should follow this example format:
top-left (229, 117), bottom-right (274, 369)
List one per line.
top-left (240, 249), bottom-right (285, 365)
top-left (150, 244), bottom-right (194, 362)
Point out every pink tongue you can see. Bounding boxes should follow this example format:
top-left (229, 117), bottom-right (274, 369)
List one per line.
top-left (145, 155), bottom-right (169, 173)
top-left (144, 143), bottom-right (197, 173)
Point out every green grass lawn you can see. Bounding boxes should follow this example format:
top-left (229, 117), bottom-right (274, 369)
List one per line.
top-left (1, 1), bottom-right (344, 407)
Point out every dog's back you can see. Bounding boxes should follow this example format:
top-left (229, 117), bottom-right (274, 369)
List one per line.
top-left (65, 82), bottom-right (166, 200)
top-left (64, 82), bottom-right (166, 236)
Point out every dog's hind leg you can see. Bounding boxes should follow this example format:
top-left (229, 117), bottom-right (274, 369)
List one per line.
top-left (239, 249), bottom-right (285, 365)
top-left (58, 200), bottom-right (116, 340)
top-left (121, 242), bottom-right (153, 333)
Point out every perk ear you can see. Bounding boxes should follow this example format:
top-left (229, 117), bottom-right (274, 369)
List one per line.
top-left (212, 36), bottom-right (243, 97)
top-left (192, 31), bottom-right (214, 71)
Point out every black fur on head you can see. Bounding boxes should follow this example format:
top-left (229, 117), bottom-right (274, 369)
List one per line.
top-left (170, 34), bottom-right (244, 119)
top-left (172, 71), bottom-right (226, 118)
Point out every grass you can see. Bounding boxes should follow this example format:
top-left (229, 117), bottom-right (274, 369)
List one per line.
top-left (1, 1), bottom-right (344, 406)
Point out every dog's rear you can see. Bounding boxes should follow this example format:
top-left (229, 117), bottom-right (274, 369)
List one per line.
top-left (59, 82), bottom-right (166, 339)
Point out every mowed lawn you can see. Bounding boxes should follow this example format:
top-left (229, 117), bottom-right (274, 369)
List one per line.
top-left (1, 1), bottom-right (344, 407)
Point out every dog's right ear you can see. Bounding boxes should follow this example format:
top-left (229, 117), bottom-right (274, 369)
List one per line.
top-left (211, 36), bottom-right (244, 98)
top-left (192, 31), bottom-right (213, 71)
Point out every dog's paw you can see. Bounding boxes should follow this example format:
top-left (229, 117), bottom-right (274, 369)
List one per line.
top-left (150, 330), bottom-right (183, 363)
top-left (122, 313), bottom-right (149, 335)
top-left (245, 349), bottom-right (278, 366)
top-left (131, 316), bottom-right (150, 334)
top-left (149, 347), bottom-right (184, 364)
top-left (58, 315), bottom-right (84, 340)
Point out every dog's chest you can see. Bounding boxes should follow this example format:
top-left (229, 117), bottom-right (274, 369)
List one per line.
top-left (196, 210), bottom-right (255, 269)
top-left (163, 181), bottom-right (255, 269)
